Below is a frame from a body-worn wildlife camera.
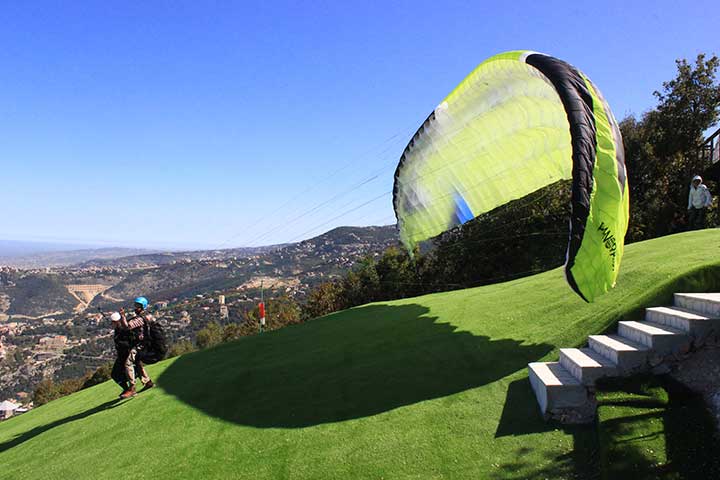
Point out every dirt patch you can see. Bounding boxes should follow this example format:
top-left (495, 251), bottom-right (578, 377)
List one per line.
top-left (66, 284), bottom-right (112, 312)
top-left (237, 276), bottom-right (299, 290)
top-left (9, 311), bottom-right (65, 320)
top-left (100, 292), bottom-right (124, 303)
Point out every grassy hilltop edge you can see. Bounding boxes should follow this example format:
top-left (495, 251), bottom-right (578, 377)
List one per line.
top-left (0, 230), bottom-right (718, 479)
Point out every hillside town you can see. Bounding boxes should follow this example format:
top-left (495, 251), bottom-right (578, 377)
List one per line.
top-left (0, 226), bottom-right (399, 403)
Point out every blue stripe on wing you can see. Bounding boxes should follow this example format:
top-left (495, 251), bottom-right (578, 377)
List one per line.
top-left (453, 192), bottom-right (475, 226)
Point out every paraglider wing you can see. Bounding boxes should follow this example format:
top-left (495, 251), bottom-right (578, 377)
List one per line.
top-left (392, 50), bottom-right (629, 302)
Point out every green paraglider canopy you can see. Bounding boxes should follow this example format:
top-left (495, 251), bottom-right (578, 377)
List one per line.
top-left (393, 50), bottom-right (629, 302)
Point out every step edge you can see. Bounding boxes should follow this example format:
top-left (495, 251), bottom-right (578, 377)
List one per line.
top-left (646, 306), bottom-right (710, 320)
top-left (619, 320), bottom-right (687, 336)
top-left (528, 362), bottom-right (582, 387)
top-left (588, 334), bottom-right (649, 351)
top-left (560, 348), bottom-right (615, 368)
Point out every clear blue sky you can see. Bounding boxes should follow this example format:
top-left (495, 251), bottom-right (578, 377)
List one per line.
top-left (1, 1), bottom-right (717, 249)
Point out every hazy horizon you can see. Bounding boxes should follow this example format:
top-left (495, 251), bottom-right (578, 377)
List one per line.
top-left (0, 239), bottom-right (157, 259)
top-left (0, 222), bottom-right (398, 257)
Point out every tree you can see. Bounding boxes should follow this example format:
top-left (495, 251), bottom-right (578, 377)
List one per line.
top-left (81, 363), bottom-right (112, 389)
top-left (303, 281), bottom-right (343, 320)
top-left (222, 322), bottom-right (250, 342)
top-left (264, 295), bottom-right (301, 329)
top-left (339, 257), bottom-right (380, 308)
top-left (195, 321), bottom-right (223, 350)
top-left (33, 378), bottom-right (60, 406)
top-left (34, 376), bottom-right (85, 406)
top-left (167, 340), bottom-right (196, 358)
top-left (375, 247), bottom-right (418, 300)
top-left (652, 54), bottom-right (720, 162)
top-left (621, 53), bottom-right (720, 240)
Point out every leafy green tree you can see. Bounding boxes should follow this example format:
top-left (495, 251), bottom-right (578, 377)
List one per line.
top-left (652, 54), bottom-right (720, 162)
top-left (195, 321), bottom-right (223, 350)
top-left (167, 340), bottom-right (196, 358)
top-left (222, 323), bottom-right (249, 342)
top-left (34, 377), bottom-right (85, 406)
top-left (375, 247), bottom-right (418, 300)
top-left (339, 257), bottom-right (380, 308)
top-left (266, 295), bottom-right (301, 329)
top-left (81, 363), bottom-right (112, 389)
top-left (33, 378), bottom-right (60, 406)
top-left (303, 281), bottom-right (343, 320)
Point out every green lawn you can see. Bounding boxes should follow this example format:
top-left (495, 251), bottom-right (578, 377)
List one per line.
top-left (1, 230), bottom-right (718, 479)
top-left (595, 374), bottom-right (720, 479)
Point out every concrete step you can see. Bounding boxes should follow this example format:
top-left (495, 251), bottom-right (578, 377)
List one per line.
top-left (559, 348), bottom-right (618, 385)
top-left (645, 306), bottom-right (719, 337)
top-left (588, 334), bottom-right (649, 373)
top-left (528, 362), bottom-right (588, 415)
top-left (618, 320), bottom-right (690, 354)
top-left (674, 293), bottom-right (720, 318)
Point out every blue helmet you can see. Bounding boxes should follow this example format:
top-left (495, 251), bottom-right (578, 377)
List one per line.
top-left (134, 296), bottom-right (149, 310)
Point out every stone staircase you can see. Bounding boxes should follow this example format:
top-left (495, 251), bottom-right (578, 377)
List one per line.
top-left (528, 293), bottom-right (720, 423)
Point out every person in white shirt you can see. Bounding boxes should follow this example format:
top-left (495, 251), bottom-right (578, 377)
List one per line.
top-left (687, 175), bottom-right (713, 230)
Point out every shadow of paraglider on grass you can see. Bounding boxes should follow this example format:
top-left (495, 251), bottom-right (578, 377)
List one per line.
top-left (0, 399), bottom-right (124, 453)
top-left (158, 303), bottom-right (553, 428)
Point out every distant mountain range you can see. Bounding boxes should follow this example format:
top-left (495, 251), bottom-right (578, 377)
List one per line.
top-left (0, 239), bottom-right (97, 256)
top-left (91, 225), bottom-right (399, 310)
top-left (0, 240), bottom-right (291, 270)
top-left (0, 239), bottom-right (290, 270)
top-left (0, 242), bottom-right (161, 269)
top-left (75, 245), bottom-right (286, 269)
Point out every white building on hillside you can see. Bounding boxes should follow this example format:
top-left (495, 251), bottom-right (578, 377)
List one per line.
top-left (0, 400), bottom-right (19, 420)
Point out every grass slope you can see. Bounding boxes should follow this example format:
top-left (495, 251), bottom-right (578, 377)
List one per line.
top-left (596, 375), bottom-right (720, 479)
top-left (0, 230), bottom-right (718, 479)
